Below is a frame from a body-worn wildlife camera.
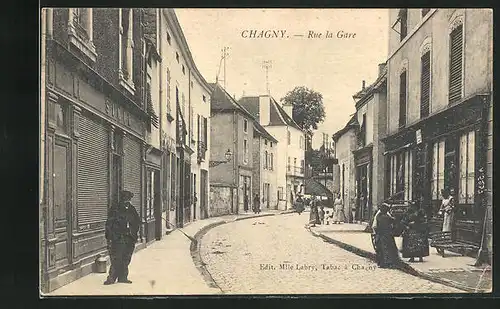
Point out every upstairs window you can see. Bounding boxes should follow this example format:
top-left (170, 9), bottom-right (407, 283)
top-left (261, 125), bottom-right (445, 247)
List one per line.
top-left (270, 153), bottom-right (274, 170)
top-left (399, 9), bottom-right (408, 42)
top-left (287, 131), bottom-right (291, 145)
top-left (167, 32), bottom-right (171, 45)
top-left (119, 8), bottom-right (135, 93)
top-left (243, 119), bottom-right (248, 133)
top-left (203, 95), bottom-right (206, 103)
top-left (176, 52), bottom-right (179, 63)
top-left (359, 113), bottom-right (367, 147)
top-left (449, 22), bottom-right (464, 105)
top-left (68, 8), bottom-right (96, 61)
top-left (420, 51), bottom-right (431, 118)
top-left (399, 70), bottom-right (407, 128)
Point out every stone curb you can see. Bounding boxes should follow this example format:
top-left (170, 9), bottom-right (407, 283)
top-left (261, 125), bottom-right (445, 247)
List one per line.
top-left (190, 211), bottom-right (293, 293)
top-left (306, 226), bottom-right (482, 293)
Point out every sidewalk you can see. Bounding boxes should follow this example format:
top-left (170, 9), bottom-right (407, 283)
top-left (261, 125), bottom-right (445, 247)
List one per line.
top-left (46, 210), bottom-right (293, 296)
top-left (308, 224), bottom-right (492, 293)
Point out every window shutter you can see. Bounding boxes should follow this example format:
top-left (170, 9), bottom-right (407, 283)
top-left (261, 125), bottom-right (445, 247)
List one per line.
top-left (449, 24), bottom-right (463, 104)
top-left (420, 51), bottom-right (431, 118)
top-left (399, 71), bottom-right (407, 128)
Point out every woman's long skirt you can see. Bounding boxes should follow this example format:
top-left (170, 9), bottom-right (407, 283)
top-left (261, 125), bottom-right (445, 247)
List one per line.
top-left (401, 229), bottom-right (429, 258)
top-left (442, 212), bottom-right (454, 232)
top-left (374, 233), bottom-right (400, 268)
top-left (333, 205), bottom-right (344, 222)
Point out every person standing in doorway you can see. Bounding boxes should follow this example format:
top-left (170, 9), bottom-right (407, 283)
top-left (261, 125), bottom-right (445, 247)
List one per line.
top-left (333, 193), bottom-right (345, 224)
top-left (244, 194), bottom-right (249, 212)
top-left (104, 190), bottom-right (140, 285)
top-left (253, 193), bottom-right (261, 214)
top-left (439, 188), bottom-right (456, 232)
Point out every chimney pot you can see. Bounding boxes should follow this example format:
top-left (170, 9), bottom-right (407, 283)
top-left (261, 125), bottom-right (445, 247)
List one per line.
top-left (362, 80), bottom-right (366, 90)
top-left (378, 63), bottom-right (386, 76)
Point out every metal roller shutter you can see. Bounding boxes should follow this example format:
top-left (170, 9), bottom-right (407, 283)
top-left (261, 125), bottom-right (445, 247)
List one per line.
top-left (123, 135), bottom-right (142, 214)
top-left (77, 114), bottom-right (109, 226)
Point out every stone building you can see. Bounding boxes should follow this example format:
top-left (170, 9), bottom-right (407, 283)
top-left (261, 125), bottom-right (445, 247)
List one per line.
top-left (332, 116), bottom-right (358, 222)
top-left (350, 64), bottom-right (388, 223)
top-left (239, 96), bottom-right (306, 210)
top-left (158, 9), bottom-right (211, 227)
top-left (209, 83), bottom-right (258, 215)
top-left (384, 9), bottom-right (492, 256)
top-left (40, 8), bottom-right (161, 292)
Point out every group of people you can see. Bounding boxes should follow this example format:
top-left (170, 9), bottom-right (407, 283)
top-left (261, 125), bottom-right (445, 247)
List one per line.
top-left (243, 193), bottom-right (262, 214)
top-left (293, 193), bottom-right (345, 227)
top-left (371, 187), bottom-right (457, 268)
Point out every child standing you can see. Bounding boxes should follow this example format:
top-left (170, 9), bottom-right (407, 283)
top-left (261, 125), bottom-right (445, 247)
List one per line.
top-left (319, 206), bottom-right (325, 225)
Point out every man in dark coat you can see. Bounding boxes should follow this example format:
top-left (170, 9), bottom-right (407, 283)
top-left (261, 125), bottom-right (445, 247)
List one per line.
top-left (104, 190), bottom-right (140, 285)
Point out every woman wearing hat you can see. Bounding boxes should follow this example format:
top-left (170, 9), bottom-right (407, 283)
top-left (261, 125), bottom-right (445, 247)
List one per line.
top-left (371, 202), bottom-right (401, 268)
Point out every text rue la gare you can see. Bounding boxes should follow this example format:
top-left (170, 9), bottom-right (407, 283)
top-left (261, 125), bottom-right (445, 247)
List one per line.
top-left (308, 30), bottom-right (357, 39)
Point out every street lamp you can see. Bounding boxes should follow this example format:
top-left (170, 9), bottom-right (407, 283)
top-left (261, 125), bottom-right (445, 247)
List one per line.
top-left (209, 148), bottom-right (233, 167)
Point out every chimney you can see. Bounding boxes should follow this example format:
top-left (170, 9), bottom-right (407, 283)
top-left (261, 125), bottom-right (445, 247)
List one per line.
top-left (378, 63), bottom-right (386, 76)
top-left (282, 103), bottom-right (293, 118)
top-left (362, 80), bottom-right (366, 90)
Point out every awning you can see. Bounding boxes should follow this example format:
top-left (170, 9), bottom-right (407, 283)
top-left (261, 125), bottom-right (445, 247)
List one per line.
top-left (383, 143), bottom-right (413, 156)
top-left (304, 178), bottom-right (333, 199)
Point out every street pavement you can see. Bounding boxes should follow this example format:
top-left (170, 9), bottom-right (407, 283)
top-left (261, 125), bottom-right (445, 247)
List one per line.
top-left (199, 213), bottom-right (464, 294)
top-left (46, 210), bottom-right (287, 296)
top-left (313, 223), bottom-right (492, 293)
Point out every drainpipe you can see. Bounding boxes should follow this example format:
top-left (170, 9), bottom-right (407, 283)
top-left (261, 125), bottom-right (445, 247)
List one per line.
top-left (157, 8), bottom-right (165, 226)
top-left (233, 110), bottom-right (238, 214)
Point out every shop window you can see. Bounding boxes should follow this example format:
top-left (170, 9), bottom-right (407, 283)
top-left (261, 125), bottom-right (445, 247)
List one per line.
top-left (430, 139), bottom-right (445, 200)
top-left (389, 150), bottom-right (412, 200)
top-left (449, 22), bottom-right (464, 104)
top-left (459, 131), bottom-right (475, 204)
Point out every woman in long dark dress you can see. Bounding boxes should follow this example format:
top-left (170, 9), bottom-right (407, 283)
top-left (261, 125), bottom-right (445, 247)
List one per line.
top-left (400, 203), bottom-right (430, 262)
top-left (295, 195), bottom-right (305, 215)
top-left (371, 203), bottom-right (401, 268)
top-left (309, 196), bottom-right (320, 226)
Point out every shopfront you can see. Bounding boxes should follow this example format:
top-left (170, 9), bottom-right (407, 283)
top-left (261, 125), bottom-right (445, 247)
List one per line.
top-left (353, 145), bottom-right (373, 223)
top-left (383, 94), bottom-right (489, 247)
top-left (43, 56), bottom-right (148, 291)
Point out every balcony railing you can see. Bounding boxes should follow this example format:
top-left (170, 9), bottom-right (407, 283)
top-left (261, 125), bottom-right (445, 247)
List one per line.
top-left (287, 165), bottom-right (304, 176)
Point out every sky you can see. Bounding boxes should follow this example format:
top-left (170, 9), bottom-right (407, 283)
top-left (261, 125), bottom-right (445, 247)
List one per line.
top-left (175, 9), bottom-right (389, 148)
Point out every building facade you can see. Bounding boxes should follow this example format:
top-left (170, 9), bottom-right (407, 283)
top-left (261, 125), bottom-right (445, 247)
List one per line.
top-left (384, 9), bottom-right (492, 253)
top-left (332, 116), bottom-right (358, 222)
top-left (349, 65), bottom-right (388, 223)
top-left (209, 83), bottom-right (257, 215)
top-left (252, 120), bottom-right (279, 210)
top-left (239, 96), bottom-right (306, 210)
top-left (40, 8), bottom-right (160, 292)
top-left (158, 9), bottom-right (211, 228)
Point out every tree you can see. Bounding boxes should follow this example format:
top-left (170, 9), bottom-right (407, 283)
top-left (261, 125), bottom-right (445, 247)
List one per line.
top-left (281, 86), bottom-right (326, 136)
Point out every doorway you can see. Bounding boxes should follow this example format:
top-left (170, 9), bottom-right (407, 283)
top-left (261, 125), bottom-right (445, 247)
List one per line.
top-left (356, 164), bottom-right (370, 222)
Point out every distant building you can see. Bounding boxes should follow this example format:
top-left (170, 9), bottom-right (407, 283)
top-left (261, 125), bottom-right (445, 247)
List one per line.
top-left (332, 116), bottom-right (359, 222)
top-left (239, 96), bottom-right (306, 210)
top-left (384, 9), bottom-right (492, 253)
top-left (210, 83), bottom-right (261, 214)
top-left (349, 64), bottom-right (388, 223)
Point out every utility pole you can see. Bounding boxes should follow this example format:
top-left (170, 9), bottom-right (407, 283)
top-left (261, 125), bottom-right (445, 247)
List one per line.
top-left (262, 60), bottom-right (272, 95)
top-left (216, 46), bottom-right (230, 89)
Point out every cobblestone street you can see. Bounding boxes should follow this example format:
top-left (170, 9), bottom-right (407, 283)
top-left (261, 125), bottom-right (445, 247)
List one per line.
top-left (200, 213), bottom-right (464, 294)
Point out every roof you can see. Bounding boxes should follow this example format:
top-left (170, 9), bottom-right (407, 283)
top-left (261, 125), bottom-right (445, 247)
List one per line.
top-left (331, 114), bottom-right (359, 142)
top-left (238, 96), bottom-right (260, 118)
top-left (211, 84), bottom-right (277, 143)
top-left (352, 65), bottom-right (388, 108)
top-left (163, 9), bottom-right (211, 93)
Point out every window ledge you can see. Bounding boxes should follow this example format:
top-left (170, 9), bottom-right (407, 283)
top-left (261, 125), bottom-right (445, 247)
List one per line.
top-left (119, 76), bottom-right (136, 95)
top-left (68, 30), bottom-right (97, 63)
